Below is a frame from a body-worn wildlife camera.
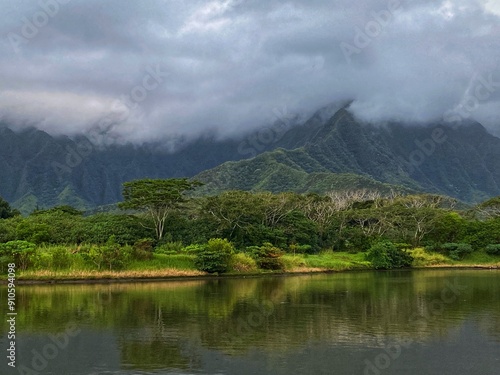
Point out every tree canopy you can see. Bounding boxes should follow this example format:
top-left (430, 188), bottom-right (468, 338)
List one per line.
top-left (0, 196), bottom-right (19, 219)
top-left (118, 178), bottom-right (202, 240)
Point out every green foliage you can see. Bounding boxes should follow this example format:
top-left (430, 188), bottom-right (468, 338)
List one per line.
top-left (409, 248), bottom-right (449, 267)
top-left (194, 238), bottom-right (235, 274)
top-left (288, 244), bottom-right (313, 254)
top-left (134, 238), bottom-right (155, 252)
top-left (427, 212), bottom-right (467, 244)
top-left (119, 178), bottom-right (202, 240)
top-left (0, 196), bottom-right (20, 219)
top-left (5, 190), bottom-right (500, 275)
top-left (155, 241), bottom-right (184, 255)
top-left (301, 251), bottom-right (371, 270)
top-left (132, 238), bottom-right (155, 260)
top-left (485, 244), bottom-right (500, 255)
top-left (366, 241), bottom-right (413, 269)
top-left (50, 246), bottom-right (73, 269)
top-left (79, 214), bottom-right (153, 245)
top-left (0, 217), bottom-right (20, 243)
top-left (229, 252), bottom-right (258, 273)
top-left (128, 254), bottom-right (197, 271)
top-left (16, 221), bottom-right (51, 244)
top-left (340, 227), bottom-right (374, 253)
top-left (249, 242), bottom-right (285, 270)
top-left (0, 240), bottom-right (37, 271)
top-left (33, 205), bottom-right (84, 216)
top-left (182, 244), bottom-right (206, 254)
top-left (79, 236), bottom-right (133, 270)
top-left (462, 218), bottom-right (500, 249)
top-left (431, 243), bottom-right (474, 260)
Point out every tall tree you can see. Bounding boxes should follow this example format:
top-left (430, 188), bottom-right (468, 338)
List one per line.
top-left (0, 196), bottom-right (20, 219)
top-left (119, 178), bottom-right (202, 240)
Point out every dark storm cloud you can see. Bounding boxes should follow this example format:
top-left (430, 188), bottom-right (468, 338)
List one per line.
top-left (0, 0), bottom-right (499, 143)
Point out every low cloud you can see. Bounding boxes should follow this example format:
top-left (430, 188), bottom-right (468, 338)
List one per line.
top-left (1, 0), bottom-right (499, 143)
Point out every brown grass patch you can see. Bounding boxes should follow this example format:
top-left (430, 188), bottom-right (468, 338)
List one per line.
top-left (19, 268), bottom-right (205, 281)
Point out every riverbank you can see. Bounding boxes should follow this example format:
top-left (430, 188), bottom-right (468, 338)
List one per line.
top-left (2, 250), bottom-right (499, 284)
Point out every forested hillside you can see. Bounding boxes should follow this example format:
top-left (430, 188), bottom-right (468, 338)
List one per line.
top-left (196, 108), bottom-right (500, 202)
top-left (2, 106), bottom-right (500, 213)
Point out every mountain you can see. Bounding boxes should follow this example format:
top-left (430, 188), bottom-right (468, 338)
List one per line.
top-left (0, 125), bottom-right (247, 213)
top-left (1, 106), bottom-right (500, 213)
top-left (195, 108), bottom-right (500, 202)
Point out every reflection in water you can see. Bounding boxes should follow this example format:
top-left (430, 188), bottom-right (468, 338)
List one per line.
top-left (1, 270), bottom-right (499, 374)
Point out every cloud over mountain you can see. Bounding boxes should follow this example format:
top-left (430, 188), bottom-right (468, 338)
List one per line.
top-left (1, 0), bottom-right (500, 142)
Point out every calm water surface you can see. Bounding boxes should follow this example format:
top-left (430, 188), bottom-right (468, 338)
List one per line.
top-left (1, 269), bottom-right (499, 374)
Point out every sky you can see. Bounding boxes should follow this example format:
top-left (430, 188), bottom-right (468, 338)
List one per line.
top-left (1, 0), bottom-right (500, 144)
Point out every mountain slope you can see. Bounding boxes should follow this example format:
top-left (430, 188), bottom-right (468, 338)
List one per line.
top-left (194, 148), bottom-right (411, 195)
top-left (196, 109), bottom-right (500, 202)
top-left (2, 106), bottom-right (500, 213)
top-left (0, 126), bottom-right (247, 213)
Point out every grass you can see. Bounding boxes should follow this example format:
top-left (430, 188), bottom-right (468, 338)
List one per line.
top-left (8, 247), bottom-right (500, 282)
top-left (128, 254), bottom-right (197, 271)
top-left (283, 251), bottom-right (371, 272)
top-left (18, 268), bottom-right (204, 280)
top-left (454, 250), bottom-right (500, 266)
top-left (409, 248), bottom-right (500, 268)
top-left (17, 253), bottom-right (201, 280)
top-left (409, 248), bottom-right (450, 267)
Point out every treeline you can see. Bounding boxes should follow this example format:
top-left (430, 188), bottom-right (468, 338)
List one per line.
top-left (0, 186), bottom-right (500, 273)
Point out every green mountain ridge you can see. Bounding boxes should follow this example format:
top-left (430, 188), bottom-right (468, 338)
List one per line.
top-left (195, 109), bottom-right (500, 202)
top-left (194, 148), bottom-right (410, 196)
top-left (1, 106), bottom-right (500, 213)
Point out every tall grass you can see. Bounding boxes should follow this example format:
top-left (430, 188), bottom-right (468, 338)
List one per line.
top-left (128, 254), bottom-right (197, 271)
top-left (283, 251), bottom-right (371, 271)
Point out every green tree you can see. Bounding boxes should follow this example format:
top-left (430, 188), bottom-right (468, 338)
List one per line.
top-left (248, 242), bottom-right (285, 270)
top-left (476, 196), bottom-right (500, 219)
top-left (0, 240), bottom-right (37, 271)
top-left (366, 241), bottom-right (413, 269)
top-left (119, 178), bottom-right (202, 240)
top-left (0, 196), bottom-right (20, 219)
top-left (194, 238), bottom-right (234, 274)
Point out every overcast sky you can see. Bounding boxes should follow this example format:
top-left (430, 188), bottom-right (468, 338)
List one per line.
top-left (1, 0), bottom-right (500, 143)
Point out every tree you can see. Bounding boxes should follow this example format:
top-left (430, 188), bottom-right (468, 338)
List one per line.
top-left (200, 191), bottom-right (265, 240)
top-left (118, 178), bottom-right (202, 240)
top-left (194, 238), bottom-right (234, 274)
top-left (366, 241), bottom-right (413, 269)
top-left (476, 196), bottom-right (500, 219)
top-left (0, 196), bottom-right (20, 219)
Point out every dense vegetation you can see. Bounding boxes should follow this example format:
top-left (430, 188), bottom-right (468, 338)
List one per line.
top-left (0, 180), bottom-right (499, 277)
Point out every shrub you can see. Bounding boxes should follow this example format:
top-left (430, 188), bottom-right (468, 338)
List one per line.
top-left (288, 244), bottom-right (313, 254)
top-left (0, 240), bottom-right (37, 270)
top-left (281, 254), bottom-right (307, 270)
top-left (249, 243), bottom-right (285, 270)
top-left (33, 251), bottom-right (52, 270)
top-left (485, 244), bottom-right (500, 255)
top-left (155, 241), bottom-right (184, 255)
top-left (133, 238), bottom-right (155, 260)
top-left (194, 238), bottom-right (234, 274)
top-left (410, 248), bottom-right (449, 267)
top-left (440, 243), bottom-right (473, 260)
top-left (50, 246), bottom-right (73, 270)
top-left (229, 252), bottom-right (258, 272)
top-left (134, 238), bottom-right (155, 252)
top-left (366, 241), bottom-right (413, 269)
top-left (182, 244), bottom-right (205, 254)
top-left (80, 236), bottom-right (133, 270)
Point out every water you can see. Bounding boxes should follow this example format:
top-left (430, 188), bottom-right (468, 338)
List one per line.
top-left (1, 269), bottom-right (499, 374)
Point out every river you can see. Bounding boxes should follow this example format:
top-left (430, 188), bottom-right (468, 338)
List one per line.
top-left (1, 269), bottom-right (499, 374)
